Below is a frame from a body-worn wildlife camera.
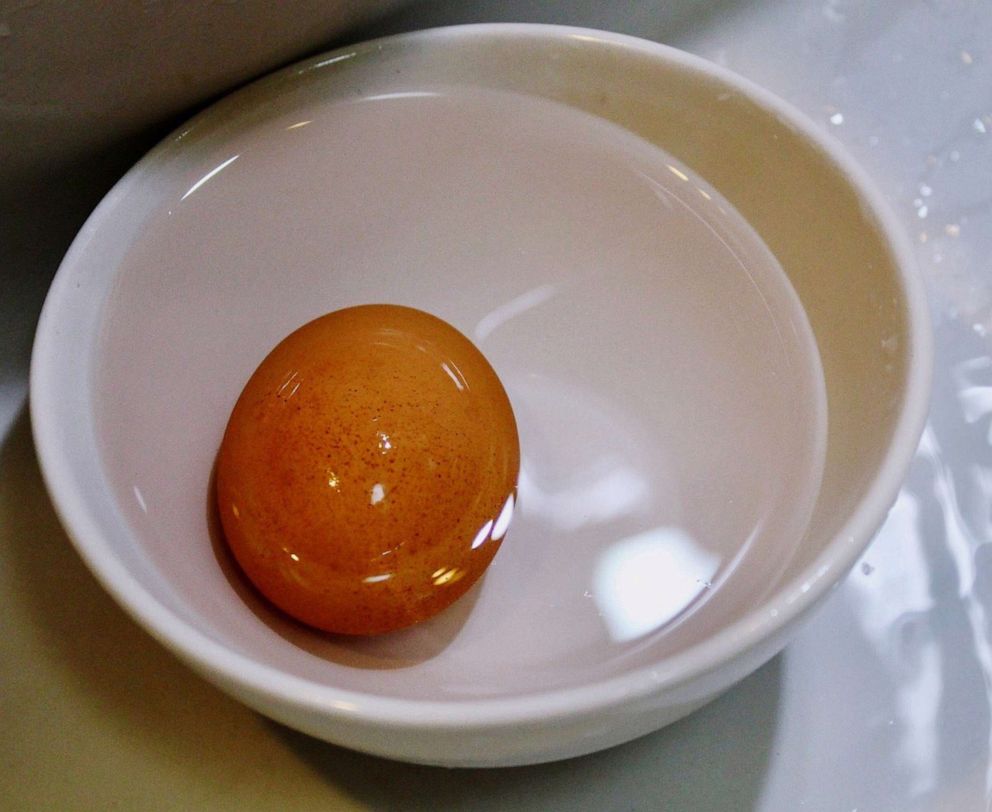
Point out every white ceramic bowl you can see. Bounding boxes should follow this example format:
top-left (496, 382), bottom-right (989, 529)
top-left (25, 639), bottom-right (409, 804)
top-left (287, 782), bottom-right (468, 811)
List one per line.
top-left (31, 24), bottom-right (931, 767)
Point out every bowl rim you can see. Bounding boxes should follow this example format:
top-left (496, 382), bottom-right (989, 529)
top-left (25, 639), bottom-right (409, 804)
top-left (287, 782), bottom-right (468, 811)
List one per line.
top-left (30, 22), bottom-right (933, 730)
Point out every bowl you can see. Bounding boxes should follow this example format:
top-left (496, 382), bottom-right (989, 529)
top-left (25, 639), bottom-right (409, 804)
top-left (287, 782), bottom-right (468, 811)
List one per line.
top-left (30, 24), bottom-right (931, 767)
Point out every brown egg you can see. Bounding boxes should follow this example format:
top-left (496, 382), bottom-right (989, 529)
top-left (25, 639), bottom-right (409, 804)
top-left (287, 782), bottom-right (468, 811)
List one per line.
top-left (215, 304), bottom-right (519, 635)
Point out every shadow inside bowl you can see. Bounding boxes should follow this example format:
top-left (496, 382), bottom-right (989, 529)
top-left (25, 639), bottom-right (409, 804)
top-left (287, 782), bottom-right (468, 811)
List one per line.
top-left (206, 457), bottom-right (481, 670)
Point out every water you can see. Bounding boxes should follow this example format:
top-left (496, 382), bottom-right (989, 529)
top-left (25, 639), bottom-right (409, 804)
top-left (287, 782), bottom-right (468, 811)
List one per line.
top-left (96, 85), bottom-right (827, 695)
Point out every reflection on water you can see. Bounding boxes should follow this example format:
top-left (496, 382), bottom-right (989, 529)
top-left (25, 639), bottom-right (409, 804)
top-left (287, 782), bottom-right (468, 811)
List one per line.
top-left (517, 458), bottom-right (651, 532)
top-left (953, 355), bottom-right (992, 442)
top-left (179, 154), bottom-right (240, 202)
top-left (843, 328), bottom-right (992, 806)
top-left (848, 485), bottom-right (939, 797)
top-left (473, 284), bottom-right (557, 344)
top-left (592, 526), bottom-right (719, 642)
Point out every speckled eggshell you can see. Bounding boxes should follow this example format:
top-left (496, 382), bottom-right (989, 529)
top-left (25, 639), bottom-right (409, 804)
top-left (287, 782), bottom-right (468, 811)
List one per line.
top-left (215, 304), bottom-right (520, 635)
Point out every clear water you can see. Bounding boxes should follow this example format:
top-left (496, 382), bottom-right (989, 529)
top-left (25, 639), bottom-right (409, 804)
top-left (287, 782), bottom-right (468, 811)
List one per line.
top-left (96, 86), bottom-right (827, 694)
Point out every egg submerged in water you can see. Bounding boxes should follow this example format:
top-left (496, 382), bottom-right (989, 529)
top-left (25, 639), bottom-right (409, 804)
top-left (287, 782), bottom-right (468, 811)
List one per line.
top-left (215, 304), bottom-right (520, 635)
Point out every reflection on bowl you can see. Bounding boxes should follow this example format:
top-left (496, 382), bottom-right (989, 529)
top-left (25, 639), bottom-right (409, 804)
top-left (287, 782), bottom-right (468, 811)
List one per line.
top-left (31, 24), bottom-right (931, 767)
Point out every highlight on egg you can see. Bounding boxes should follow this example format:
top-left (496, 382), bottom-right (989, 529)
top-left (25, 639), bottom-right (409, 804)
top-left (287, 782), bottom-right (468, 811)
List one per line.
top-left (215, 304), bottom-right (520, 635)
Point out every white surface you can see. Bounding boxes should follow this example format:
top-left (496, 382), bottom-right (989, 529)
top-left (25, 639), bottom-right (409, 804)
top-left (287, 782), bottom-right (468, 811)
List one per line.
top-left (3, 0), bottom-right (990, 807)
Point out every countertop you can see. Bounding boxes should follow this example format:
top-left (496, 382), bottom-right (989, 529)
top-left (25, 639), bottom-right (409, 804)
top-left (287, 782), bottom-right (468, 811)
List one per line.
top-left (2, 1), bottom-right (990, 809)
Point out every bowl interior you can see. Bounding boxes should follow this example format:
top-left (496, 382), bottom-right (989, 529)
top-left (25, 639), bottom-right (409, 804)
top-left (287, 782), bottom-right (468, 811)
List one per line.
top-left (33, 28), bottom-right (918, 707)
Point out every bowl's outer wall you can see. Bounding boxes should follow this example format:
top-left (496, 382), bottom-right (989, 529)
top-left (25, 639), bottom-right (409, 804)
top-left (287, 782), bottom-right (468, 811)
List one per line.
top-left (30, 26), bottom-right (928, 766)
top-left (209, 586), bottom-right (831, 766)
top-left (171, 30), bottom-right (921, 762)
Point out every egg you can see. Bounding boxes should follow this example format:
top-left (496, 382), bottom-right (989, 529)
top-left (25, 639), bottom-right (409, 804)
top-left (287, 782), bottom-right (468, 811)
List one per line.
top-left (215, 304), bottom-right (520, 635)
